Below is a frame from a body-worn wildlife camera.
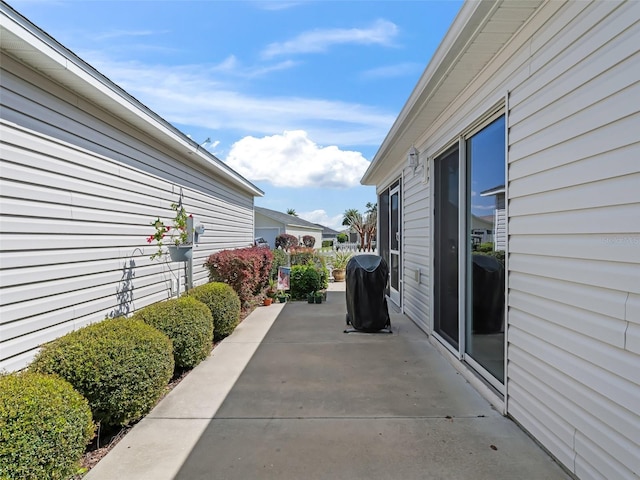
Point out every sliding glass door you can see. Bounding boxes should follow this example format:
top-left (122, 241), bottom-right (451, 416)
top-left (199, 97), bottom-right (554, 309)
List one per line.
top-left (434, 145), bottom-right (460, 348)
top-left (433, 113), bottom-right (506, 387)
top-left (465, 115), bottom-right (506, 384)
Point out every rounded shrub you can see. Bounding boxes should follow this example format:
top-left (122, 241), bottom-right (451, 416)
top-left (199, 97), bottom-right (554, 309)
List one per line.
top-left (30, 317), bottom-right (174, 427)
top-left (0, 372), bottom-right (94, 480)
top-left (132, 296), bottom-right (213, 370)
top-left (185, 282), bottom-right (241, 340)
top-left (290, 264), bottom-right (322, 299)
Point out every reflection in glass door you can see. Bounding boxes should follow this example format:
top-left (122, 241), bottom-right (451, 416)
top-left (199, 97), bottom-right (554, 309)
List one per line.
top-left (465, 115), bottom-right (506, 384)
top-left (434, 145), bottom-right (460, 348)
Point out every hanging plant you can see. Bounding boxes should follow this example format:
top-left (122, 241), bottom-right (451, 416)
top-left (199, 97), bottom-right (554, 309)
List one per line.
top-left (147, 202), bottom-right (191, 260)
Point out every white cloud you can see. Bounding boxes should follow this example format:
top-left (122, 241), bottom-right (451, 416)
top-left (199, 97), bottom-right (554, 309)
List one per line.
top-left (361, 62), bottom-right (422, 79)
top-left (225, 130), bottom-right (370, 188)
top-left (85, 54), bottom-right (393, 147)
top-left (262, 19), bottom-right (398, 58)
top-left (298, 209), bottom-right (344, 231)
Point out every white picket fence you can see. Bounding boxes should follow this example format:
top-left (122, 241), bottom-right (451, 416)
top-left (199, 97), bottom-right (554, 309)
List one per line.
top-left (331, 242), bottom-right (377, 254)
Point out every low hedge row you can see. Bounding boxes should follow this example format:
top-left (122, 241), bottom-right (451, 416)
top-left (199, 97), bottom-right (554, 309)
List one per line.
top-left (133, 296), bottom-right (213, 369)
top-left (185, 282), bottom-right (241, 340)
top-left (0, 372), bottom-right (94, 480)
top-left (3, 279), bottom-right (244, 480)
top-left (31, 317), bottom-right (175, 428)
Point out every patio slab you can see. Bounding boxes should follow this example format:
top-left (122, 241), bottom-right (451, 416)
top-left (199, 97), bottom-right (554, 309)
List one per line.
top-left (85, 283), bottom-right (571, 480)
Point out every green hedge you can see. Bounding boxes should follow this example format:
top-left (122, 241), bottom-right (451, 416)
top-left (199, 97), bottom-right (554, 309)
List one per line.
top-left (132, 296), bottom-right (213, 370)
top-left (290, 264), bottom-right (322, 299)
top-left (0, 372), bottom-right (94, 480)
top-left (30, 317), bottom-right (174, 427)
top-left (185, 282), bottom-right (241, 340)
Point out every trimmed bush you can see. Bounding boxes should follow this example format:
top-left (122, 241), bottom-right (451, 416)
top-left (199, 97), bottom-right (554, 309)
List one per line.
top-left (186, 282), bottom-right (241, 340)
top-left (302, 235), bottom-right (316, 248)
top-left (337, 232), bottom-right (348, 243)
top-left (30, 317), bottom-right (174, 427)
top-left (204, 247), bottom-right (273, 307)
top-left (290, 264), bottom-right (322, 300)
top-left (321, 240), bottom-right (334, 248)
top-left (132, 296), bottom-right (213, 369)
top-left (275, 233), bottom-right (298, 250)
top-left (0, 372), bottom-right (94, 480)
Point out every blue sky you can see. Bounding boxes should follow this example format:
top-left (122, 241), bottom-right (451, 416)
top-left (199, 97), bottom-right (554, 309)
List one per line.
top-left (8, 0), bottom-right (463, 230)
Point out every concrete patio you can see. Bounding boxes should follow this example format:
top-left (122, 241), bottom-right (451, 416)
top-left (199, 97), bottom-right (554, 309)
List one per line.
top-left (85, 282), bottom-right (571, 480)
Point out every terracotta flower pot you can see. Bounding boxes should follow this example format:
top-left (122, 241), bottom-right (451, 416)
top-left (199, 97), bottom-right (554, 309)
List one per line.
top-left (332, 268), bottom-right (346, 282)
top-left (263, 298), bottom-right (273, 306)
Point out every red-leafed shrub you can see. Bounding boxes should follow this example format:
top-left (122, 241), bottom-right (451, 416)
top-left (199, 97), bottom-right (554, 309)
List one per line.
top-left (302, 235), bottom-right (316, 248)
top-left (275, 233), bottom-right (298, 250)
top-left (204, 247), bottom-right (273, 307)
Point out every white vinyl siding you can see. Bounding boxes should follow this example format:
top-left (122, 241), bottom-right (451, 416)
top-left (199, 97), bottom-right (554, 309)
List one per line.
top-left (402, 166), bottom-right (431, 333)
top-left (0, 54), bottom-right (255, 372)
top-left (506, 2), bottom-right (640, 479)
top-left (364, 1), bottom-right (639, 479)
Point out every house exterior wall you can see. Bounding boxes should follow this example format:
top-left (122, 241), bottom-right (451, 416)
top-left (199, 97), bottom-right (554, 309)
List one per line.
top-left (0, 53), bottom-right (256, 372)
top-left (505, 2), bottom-right (639, 479)
top-left (255, 212), bottom-right (284, 248)
top-left (369, 1), bottom-right (639, 479)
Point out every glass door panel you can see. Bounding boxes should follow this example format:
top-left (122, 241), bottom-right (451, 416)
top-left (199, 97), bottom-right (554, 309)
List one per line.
top-left (465, 115), bottom-right (506, 383)
top-left (389, 187), bottom-right (400, 305)
top-left (434, 145), bottom-right (459, 348)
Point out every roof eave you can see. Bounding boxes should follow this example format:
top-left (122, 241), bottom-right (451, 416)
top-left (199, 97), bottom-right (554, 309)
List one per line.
top-left (0, 4), bottom-right (263, 198)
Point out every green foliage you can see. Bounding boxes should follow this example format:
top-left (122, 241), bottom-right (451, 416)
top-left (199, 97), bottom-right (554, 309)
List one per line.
top-left (132, 297), bottom-right (213, 370)
top-left (290, 264), bottom-right (322, 299)
top-left (270, 248), bottom-right (288, 280)
top-left (331, 251), bottom-right (353, 270)
top-left (476, 242), bottom-right (494, 253)
top-left (185, 282), bottom-right (241, 341)
top-left (30, 318), bottom-right (174, 427)
top-left (336, 232), bottom-right (348, 243)
top-left (321, 240), bottom-right (334, 248)
top-left (0, 372), bottom-right (94, 480)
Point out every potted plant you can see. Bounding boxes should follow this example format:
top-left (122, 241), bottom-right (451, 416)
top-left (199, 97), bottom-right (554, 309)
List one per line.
top-left (276, 290), bottom-right (289, 303)
top-left (314, 291), bottom-right (324, 304)
top-left (263, 297), bottom-right (273, 306)
top-left (331, 251), bottom-right (352, 282)
top-left (307, 291), bottom-right (315, 304)
top-left (147, 202), bottom-right (192, 261)
top-left (266, 278), bottom-right (278, 299)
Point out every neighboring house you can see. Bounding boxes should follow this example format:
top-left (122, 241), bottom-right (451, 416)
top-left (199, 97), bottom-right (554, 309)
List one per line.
top-left (479, 185), bottom-right (506, 251)
top-left (361, 2), bottom-right (639, 480)
top-left (314, 223), bottom-right (340, 245)
top-left (0, 5), bottom-right (263, 372)
top-left (254, 206), bottom-right (323, 248)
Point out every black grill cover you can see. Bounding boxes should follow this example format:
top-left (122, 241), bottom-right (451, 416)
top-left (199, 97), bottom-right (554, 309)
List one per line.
top-left (345, 254), bottom-right (390, 332)
top-left (471, 254), bottom-right (505, 334)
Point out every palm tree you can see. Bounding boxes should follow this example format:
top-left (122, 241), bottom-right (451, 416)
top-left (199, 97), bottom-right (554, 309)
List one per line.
top-left (286, 208), bottom-right (298, 216)
top-left (343, 205), bottom-right (377, 251)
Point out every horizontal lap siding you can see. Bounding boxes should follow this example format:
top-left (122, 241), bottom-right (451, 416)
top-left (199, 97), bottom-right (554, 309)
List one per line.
top-left (402, 167), bottom-right (430, 333)
top-left (0, 60), bottom-right (254, 372)
top-left (507, 2), bottom-right (640, 479)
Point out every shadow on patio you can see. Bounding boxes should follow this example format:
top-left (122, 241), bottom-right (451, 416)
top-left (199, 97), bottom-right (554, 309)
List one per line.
top-left (85, 284), bottom-right (570, 480)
